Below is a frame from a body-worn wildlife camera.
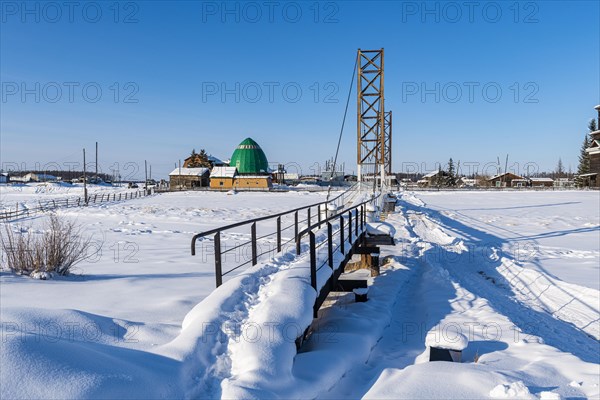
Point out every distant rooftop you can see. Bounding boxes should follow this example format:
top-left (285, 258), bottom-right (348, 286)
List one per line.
top-left (168, 167), bottom-right (209, 176)
top-left (210, 166), bottom-right (237, 178)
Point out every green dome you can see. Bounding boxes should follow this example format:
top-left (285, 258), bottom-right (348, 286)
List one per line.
top-left (230, 138), bottom-right (269, 174)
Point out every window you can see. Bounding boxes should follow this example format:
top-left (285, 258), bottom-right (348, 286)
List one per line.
top-left (219, 181), bottom-right (223, 186)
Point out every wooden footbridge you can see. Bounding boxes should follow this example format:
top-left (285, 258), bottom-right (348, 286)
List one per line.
top-left (191, 184), bottom-right (395, 320)
top-left (190, 47), bottom-right (396, 339)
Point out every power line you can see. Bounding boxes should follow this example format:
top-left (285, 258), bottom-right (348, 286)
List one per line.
top-left (327, 55), bottom-right (358, 203)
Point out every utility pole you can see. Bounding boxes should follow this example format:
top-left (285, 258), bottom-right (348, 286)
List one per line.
top-left (83, 148), bottom-right (88, 205)
top-left (144, 160), bottom-right (148, 193)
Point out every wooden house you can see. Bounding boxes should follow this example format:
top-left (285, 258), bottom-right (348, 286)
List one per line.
top-left (210, 166), bottom-right (237, 189)
top-left (554, 178), bottom-right (575, 188)
top-left (584, 127), bottom-right (600, 187)
top-left (529, 177), bottom-right (554, 187)
top-left (486, 172), bottom-right (524, 188)
top-left (456, 177), bottom-right (477, 188)
top-left (417, 170), bottom-right (450, 187)
top-left (169, 167), bottom-right (210, 189)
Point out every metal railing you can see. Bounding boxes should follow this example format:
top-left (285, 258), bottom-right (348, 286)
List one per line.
top-left (297, 196), bottom-right (375, 292)
top-left (191, 185), bottom-right (363, 287)
top-left (0, 189), bottom-right (151, 221)
top-left (406, 186), bottom-right (596, 192)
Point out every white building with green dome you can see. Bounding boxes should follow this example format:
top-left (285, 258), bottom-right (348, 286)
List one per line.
top-left (210, 137), bottom-right (273, 190)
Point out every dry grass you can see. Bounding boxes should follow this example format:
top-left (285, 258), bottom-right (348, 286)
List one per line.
top-left (0, 214), bottom-right (94, 277)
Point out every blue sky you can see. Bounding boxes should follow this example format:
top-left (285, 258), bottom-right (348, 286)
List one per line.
top-left (1, 0), bottom-right (599, 179)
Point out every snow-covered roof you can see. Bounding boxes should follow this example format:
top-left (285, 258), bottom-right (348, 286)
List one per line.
top-left (169, 167), bottom-right (209, 177)
top-left (208, 155), bottom-right (225, 165)
top-left (587, 141), bottom-right (600, 154)
top-left (530, 177), bottom-right (554, 182)
top-left (210, 166), bottom-right (237, 178)
top-left (487, 172), bottom-right (523, 181)
top-left (422, 170), bottom-right (441, 178)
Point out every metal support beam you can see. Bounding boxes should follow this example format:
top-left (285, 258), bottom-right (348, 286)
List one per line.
top-left (357, 48), bottom-right (385, 185)
top-left (384, 110), bottom-right (392, 175)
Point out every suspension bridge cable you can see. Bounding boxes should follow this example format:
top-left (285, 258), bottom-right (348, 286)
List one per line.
top-left (326, 55), bottom-right (358, 203)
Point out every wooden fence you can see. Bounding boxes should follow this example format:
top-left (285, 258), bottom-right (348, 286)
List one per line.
top-left (0, 190), bottom-right (151, 221)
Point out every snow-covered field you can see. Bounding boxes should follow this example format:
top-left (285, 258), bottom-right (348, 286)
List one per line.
top-left (1, 187), bottom-right (598, 399)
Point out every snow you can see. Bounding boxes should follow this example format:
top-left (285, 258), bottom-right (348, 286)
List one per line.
top-left (326, 202), bottom-right (340, 211)
top-left (0, 183), bottom-right (138, 212)
top-left (422, 170), bottom-right (441, 178)
top-left (489, 172), bottom-right (524, 180)
top-left (489, 381), bottom-right (534, 399)
top-left (366, 221), bottom-right (396, 236)
top-left (365, 364), bottom-right (526, 400)
top-left (168, 167), bottom-right (209, 176)
top-left (210, 166), bottom-right (237, 178)
top-left (407, 190), bottom-right (600, 290)
top-left (425, 329), bottom-right (468, 351)
top-left (530, 177), bottom-right (554, 182)
top-left (0, 187), bottom-right (336, 399)
top-left (1, 187), bottom-right (599, 399)
top-left (538, 391), bottom-right (562, 400)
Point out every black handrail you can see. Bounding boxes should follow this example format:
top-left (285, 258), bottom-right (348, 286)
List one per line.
top-left (297, 200), bottom-right (368, 238)
top-left (304, 196), bottom-right (376, 295)
top-left (190, 186), bottom-right (378, 288)
top-left (190, 185), bottom-right (361, 287)
top-left (190, 184), bottom-right (357, 256)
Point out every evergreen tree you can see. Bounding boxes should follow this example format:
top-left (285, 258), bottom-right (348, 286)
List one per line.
top-left (576, 135), bottom-right (591, 186)
top-left (197, 149), bottom-right (211, 168)
top-left (555, 158), bottom-right (564, 178)
top-left (187, 149), bottom-right (200, 167)
top-left (186, 148), bottom-right (211, 168)
top-left (446, 158), bottom-right (456, 186)
top-left (574, 120), bottom-right (597, 186)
